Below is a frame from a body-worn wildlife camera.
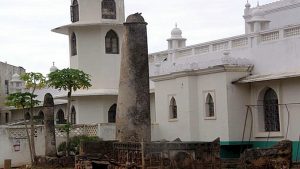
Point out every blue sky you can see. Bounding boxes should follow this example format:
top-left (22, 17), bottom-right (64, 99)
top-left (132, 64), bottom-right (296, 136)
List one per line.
top-left (0, 0), bottom-right (275, 75)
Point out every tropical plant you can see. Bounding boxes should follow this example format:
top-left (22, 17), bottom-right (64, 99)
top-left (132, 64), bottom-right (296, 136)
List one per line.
top-left (20, 72), bottom-right (46, 161)
top-left (47, 68), bottom-right (91, 156)
top-left (6, 92), bottom-right (40, 164)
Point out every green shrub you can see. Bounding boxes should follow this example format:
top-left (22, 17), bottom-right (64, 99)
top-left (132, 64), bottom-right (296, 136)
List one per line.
top-left (58, 135), bottom-right (101, 155)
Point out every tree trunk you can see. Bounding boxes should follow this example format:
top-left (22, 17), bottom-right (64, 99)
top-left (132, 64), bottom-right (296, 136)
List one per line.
top-left (30, 108), bottom-right (36, 162)
top-left (23, 109), bottom-right (33, 164)
top-left (66, 91), bottom-right (72, 156)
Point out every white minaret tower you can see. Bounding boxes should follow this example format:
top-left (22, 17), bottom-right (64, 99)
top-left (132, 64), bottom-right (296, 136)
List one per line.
top-left (167, 24), bottom-right (186, 50)
top-left (52, 0), bottom-right (125, 124)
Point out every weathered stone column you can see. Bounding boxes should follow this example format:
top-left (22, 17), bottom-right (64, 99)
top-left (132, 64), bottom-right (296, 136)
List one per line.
top-left (43, 93), bottom-right (57, 156)
top-left (116, 13), bottom-right (151, 142)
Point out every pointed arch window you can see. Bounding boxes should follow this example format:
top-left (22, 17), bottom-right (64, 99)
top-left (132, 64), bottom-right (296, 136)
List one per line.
top-left (169, 97), bottom-right (177, 119)
top-left (71, 106), bottom-right (76, 125)
top-left (38, 111), bottom-right (44, 124)
top-left (205, 93), bottom-right (215, 118)
top-left (105, 30), bottom-right (119, 54)
top-left (108, 104), bottom-right (117, 123)
top-left (71, 0), bottom-right (79, 22)
top-left (71, 32), bottom-right (77, 56)
top-left (102, 0), bottom-right (116, 19)
top-left (25, 112), bottom-right (30, 121)
top-left (263, 88), bottom-right (280, 132)
top-left (57, 109), bottom-right (66, 124)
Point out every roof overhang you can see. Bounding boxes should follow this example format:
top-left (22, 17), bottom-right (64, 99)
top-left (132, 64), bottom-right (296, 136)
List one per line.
top-left (235, 71), bottom-right (300, 83)
top-left (52, 22), bottom-right (124, 35)
top-left (151, 65), bottom-right (253, 82)
top-left (54, 88), bottom-right (155, 99)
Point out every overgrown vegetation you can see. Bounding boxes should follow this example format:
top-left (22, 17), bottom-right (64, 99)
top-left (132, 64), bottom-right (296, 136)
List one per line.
top-left (48, 68), bottom-right (91, 156)
top-left (57, 135), bottom-right (101, 155)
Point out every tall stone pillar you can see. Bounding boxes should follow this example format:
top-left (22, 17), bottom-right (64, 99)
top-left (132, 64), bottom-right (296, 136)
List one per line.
top-left (43, 93), bottom-right (57, 157)
top-left (116, 13), bottom-right (151, 142)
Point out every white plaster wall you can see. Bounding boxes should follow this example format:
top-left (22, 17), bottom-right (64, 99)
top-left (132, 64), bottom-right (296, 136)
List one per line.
top-left (264, 6), bottom-right (300, 30)
top-left (0, 126), bottom-right (45, 168)
top-left (78, 0), bottom-right (125, 24)
top-left (197, 72), bottom-right (230, 141)
top-left (154, 77), bottom-right (192, 141)
top-left (250, 37), bottom-right (300, 75)
top-left (150, 93), bottom-right (156, 123)
top-left (226, 72), bottom-right (251, 141)
top-left (76, 95), bottom-right (117, 124)
top-left (71, 25), bottom-right (123, 90)
top-left (249, 78), bottom-right (300, 142)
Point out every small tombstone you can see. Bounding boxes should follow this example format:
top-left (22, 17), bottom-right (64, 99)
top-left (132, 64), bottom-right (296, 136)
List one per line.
top-left (4, 159), bottom-right (11, 169)
top-left (43, 93), bottom-right (57, 157)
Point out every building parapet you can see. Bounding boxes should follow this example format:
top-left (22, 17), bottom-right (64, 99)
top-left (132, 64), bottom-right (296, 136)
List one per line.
top-left (149, 24), bottom-right (300, 77)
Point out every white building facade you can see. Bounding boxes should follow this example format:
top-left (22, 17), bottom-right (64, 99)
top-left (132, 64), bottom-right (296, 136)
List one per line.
top-left (50, 0), bottom-right (300, 160)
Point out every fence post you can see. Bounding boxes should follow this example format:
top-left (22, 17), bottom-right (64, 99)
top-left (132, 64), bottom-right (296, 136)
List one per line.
top-left (4, 159), bottom-right (11, 169)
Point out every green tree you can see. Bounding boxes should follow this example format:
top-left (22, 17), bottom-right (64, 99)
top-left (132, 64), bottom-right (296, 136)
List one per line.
top-left (47, 68), bottom-right (91, 156)
top-left (6, 92), bottom-right (40, 164)
top-left (21, 72), bottom-right (46, 160)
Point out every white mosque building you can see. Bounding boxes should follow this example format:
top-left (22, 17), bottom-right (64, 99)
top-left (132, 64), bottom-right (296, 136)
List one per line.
top-left (50, 0), bottom-right (300, 159)
top-left (3, 0), bottom-right (300, 161)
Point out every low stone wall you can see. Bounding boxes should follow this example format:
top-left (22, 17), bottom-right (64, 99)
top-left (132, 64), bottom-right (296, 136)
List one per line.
top-left (35, 156), bottom-right (75, 168)
top-left (75, 138), bottom-right (221, 169)
top-left (239, 140), bottom-right (292, 169)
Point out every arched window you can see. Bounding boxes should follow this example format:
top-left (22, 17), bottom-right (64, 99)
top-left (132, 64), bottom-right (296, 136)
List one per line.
top-left (71, 106), bottom-right (76, 125)
top-left (5, 113), bottom-right (9, 123)
top-left (263, 88), bottom-right (280, 132)
top-left (38, 111), bottom-right (44, 124)
top-left (108, 104), bottom-right (117, 123)
top-left (169, 97), bottom-right (177, 119)
top-left (57, 109), bottom-right (66, 124)
top-left (71, 0), bottom-right (79, 22)
top-left (71, 32), bottom-right (77, 56)
top-left (25, 112), bottom-right (30, 120)
top-left (102, 0), bottom-right (116, 19)
top-left (205, 93), bottom-right (215, 117)
top-left (105, 30), bottom-right (119, 54)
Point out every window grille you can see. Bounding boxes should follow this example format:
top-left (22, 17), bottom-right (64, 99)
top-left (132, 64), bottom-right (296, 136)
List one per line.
top-left (25, 112), bottom-right (30, 120)
top-left (263, 88), bottom-right (280, 132)
top-left (284, 26), bottom-right (300, 37)
top-left (169, 97), bottom-right (177, 119)
top-left (70, 0), bottom-right (79, 22)
top-left (261, 31), bottom-right (279, 42)
top-left (205, 93), bottom-right (215, 117)
top-left (195, 45), bottom-right (209, 54)
top-left (71, 33), bottom-right (77, 56)
top-left (108, 104), bottom-right (117, 123)
top-left (102, 0), bottom-right (116, 19)
top-left (4, 80), bottom-right (9, 94)
top-left (105, 30), bottom-right (119, 54)
top-left (71, 106), bottom-right (76, 124)
top-left (57, 109), bottom-right (66, 124)
top-left (212, 42), bottom-right (229, 51)
top-left (232, 38), bottom-right (248, 48)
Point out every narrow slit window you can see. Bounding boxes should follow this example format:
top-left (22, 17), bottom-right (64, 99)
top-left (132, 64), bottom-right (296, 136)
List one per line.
top-left (71, 0), bottom-right (79, 22)
top-left (205, 93), bottom-right (215, 118)
top-left (71, 32), bottom-right (77, 56)
top-left (169, 97), bottom-right (177, 119)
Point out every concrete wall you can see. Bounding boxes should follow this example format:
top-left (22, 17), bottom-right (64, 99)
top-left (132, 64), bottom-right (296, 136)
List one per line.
top-left (70, 25), bottom-right (123, 90)
top-left (77, 0), bottom-right (125, 24)
top-left (0, 126), bottom-right (45, 168)
top-left (76, 95), bottom-right (117, 124)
